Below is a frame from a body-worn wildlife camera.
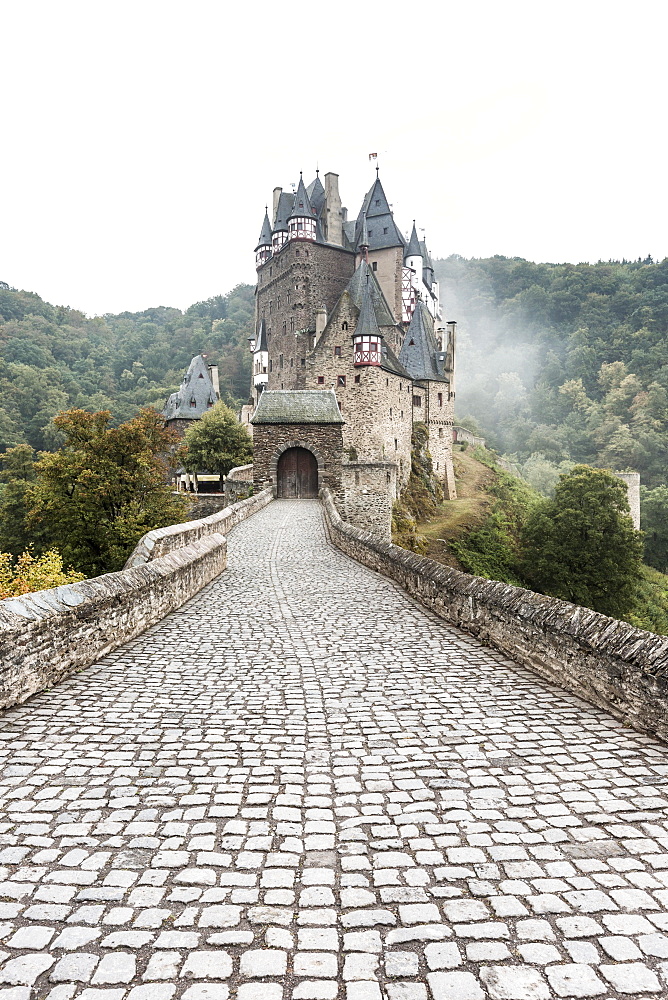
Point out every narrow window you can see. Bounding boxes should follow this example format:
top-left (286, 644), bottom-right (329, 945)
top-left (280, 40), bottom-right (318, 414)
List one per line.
top-left (400, 410), bottom-right (403, 418)
top-left (269, 359), bottom-right (273, 372)
top-left (386, 378), bottom-right (389, 387)
top-left (354, 374), bottom-right (360, 383)
top-left (279, 354), bottom-right (283, 369)
top-left (317, 376), bottom-right (325, 384)
top-left (383, 227), bottom-right (388, 234)
top-left (342, 321), bottom-right (348, 331)
top-left (290, 357), bottom-right (294, 367)
top-left (438, 392), bottom-right (443, 407)
top-left (438, 427), bottom-right (444, 438)
top-left (334, 346), bottom-right (342, 357)
top-left (372, 261), bottom-right (378, 272)
top-left (389, 407), bottom-right (392, 416)
top-left (394, 438), bottom-right (398, 450)
top-left (301, 358), bottom-right (305, 366)
top-left (413, 395), bottom-right (422, 407)
top-left (338, 375), bottom-right (346, 387)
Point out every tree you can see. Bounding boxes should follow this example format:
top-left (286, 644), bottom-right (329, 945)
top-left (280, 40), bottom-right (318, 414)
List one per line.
top-left (520, 465), bottom-right (643, 619)
top-left (640, 485), bottom-right (668, 573)
top-left (0, 550), bottom-right (84, 599)
top-left (181, 402), bottom-right (252, 478)
top-left (0, 444), bottom-right (41, 556)
top-left (28, 408), bottom-right (188, 576)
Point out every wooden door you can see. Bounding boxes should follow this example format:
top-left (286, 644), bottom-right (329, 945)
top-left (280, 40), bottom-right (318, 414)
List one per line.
top-left (277, 447), bottom-right (318, 498)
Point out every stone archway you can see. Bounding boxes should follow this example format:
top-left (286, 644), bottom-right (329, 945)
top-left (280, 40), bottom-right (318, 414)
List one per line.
top-left (276, 447), bottom-right (319, 499)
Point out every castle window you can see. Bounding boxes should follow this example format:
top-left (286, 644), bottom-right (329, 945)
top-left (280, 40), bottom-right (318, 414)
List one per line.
top-left (269, 359), bottom-right (273, 372)
top-left (269, 301), bottom-right (272, 313)
top-left (334, 346), bottom-right (342, 357)
top-left (290, 318), bottom-right (295, 332)
top-left (389, 408), bottom-right (392, 416)
top-left (400, 410), bottom-right (404, 418)
top-left (269, 267), bottom-right (272, 277)
top-left (413, 395), bottom-right (422, 407)
top-left (295, 249), bottom-right (300, 256)
top-left (375, 199), bottom-right (380, 206)
top-left (287, 292), bottom-right (291, 303)
top-left (354, 374), bottom-right (360, 383)
top-left (372, 261), bottom-right (378, 271)
top-left (394, 438), bottom-right (398, 450)
top-left (383, 227), bottom-right (388, 234)
top-left (317, 376), bottom-right (325, 384)
top-left (337, 375), bottom-right (346, 387)
top-left (263, 366), bottom-right (267, 374)
top-left (439, 427), bottom-right (444, 438)
top-left (283, 321), bottom-right (287, 334)
top-left (301, 358), bottom-right (305, 366)
top-left (279, 354), bottom-right (284, 369)
top-left (409, 339), bottom-right (415, 346)
top-left (438, 392), bottom-right (443, 406)
top-left (277, 296), bottom-right (281, 307)
top-left (368, 229), bottom-right (373, 236)
top-left (386, 379), bottom-right (389, 387)
top-left (342, 321), bottom-right (348, 331)
top-left (290, 357), bottom-right (294, 366)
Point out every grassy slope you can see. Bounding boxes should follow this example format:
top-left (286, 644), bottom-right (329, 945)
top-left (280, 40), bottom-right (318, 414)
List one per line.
top-left (414, 445), bottom-right (668, 635)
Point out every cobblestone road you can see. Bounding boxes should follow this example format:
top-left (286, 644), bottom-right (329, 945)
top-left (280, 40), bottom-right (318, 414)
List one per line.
top-left (2, 501), bottom-right (668, 1000)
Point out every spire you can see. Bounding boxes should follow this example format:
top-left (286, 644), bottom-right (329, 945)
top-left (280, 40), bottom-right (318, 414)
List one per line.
top-left (355, 278), bottom-right (382, 342)
top-left (255, 208), bottom-right (272, 251)
top-left (355, 175), bottom-right (404, 250)
top-left (289, 175), bottom-right (315, 219)
top-left (405, 220), bottom-right (422, 259)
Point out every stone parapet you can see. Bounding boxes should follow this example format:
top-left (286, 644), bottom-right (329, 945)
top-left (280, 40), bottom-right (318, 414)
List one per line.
top-left (124, 488), bottom-right (272, 567)
top-left (0, 488), bottom-right (274, 710)
top-left (320, 488), bottom-right (668, 742)
top-left (0, 535), bottom-right (226, 710)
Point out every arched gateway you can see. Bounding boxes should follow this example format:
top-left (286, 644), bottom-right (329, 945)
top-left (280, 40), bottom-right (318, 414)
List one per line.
top-left (277, 447), bottom-right (318, 499)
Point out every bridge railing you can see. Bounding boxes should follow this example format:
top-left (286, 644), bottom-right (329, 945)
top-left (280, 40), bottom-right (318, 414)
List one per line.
top-left (0, 489), bottom-right (273, 711)
top-left (321, 488), bottom-right (668, 743)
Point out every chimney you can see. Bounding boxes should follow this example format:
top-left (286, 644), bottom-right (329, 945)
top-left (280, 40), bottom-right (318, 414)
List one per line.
top-left (272, 187), bottom-right (282, 221)
top-left (208, 364), bottom-right (220, 398)
top-left (315, 305), bottom-right (328, 341)
top-left (324, 172), bottom-right (342, 246)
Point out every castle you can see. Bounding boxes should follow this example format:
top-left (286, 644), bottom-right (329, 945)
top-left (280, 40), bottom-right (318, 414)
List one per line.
top-left (243, 168), bottom-right (457, 535)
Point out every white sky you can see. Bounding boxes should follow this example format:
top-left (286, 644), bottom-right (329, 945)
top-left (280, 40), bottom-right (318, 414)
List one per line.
top-left (2, 0), bottom-right (666, 316)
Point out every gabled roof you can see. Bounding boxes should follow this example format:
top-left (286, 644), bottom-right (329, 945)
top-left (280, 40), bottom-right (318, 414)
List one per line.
top-left (273, 192), bottom-right (293, 233)
top-left (354, 176), bottom-right (404, 251)
top-left (251, 389), bottom-right (344, 425)
top-left (399, 302), bottom-right (447, 382)
top-left (405, 221), bottom-right (422, 259)
top-left (289, 176), bottom-right (315, 220)
top-left (163, 354), bottom-right (219, 421)
top-left (256, 210), bottom-right (272, 250)
top-left (255, 318), bottom-right (268, 353)
top-left (346, 261), bottom-right (395, 327)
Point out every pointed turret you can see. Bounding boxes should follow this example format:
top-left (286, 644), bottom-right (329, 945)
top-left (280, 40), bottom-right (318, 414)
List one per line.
top-left (405, 221), bottom-right (422, 259)
top-left (352, 278), bottom-right (383, 367)
top-left (255, 209), bottom-right (273, 266)
top-left (272, 191), bottom-right (293, 251)
top-left (399, 301), bottom-right (446, 382)
top-left (288, 174), bottom-right (316, 242)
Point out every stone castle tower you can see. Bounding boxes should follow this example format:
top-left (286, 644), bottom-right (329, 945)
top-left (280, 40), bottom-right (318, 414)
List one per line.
top-left (245, 169), bottom-right (457, 533)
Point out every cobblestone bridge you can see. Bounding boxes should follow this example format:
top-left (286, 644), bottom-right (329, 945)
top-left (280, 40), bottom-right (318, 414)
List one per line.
top-left (2, 500), bottom-right (668, 1000)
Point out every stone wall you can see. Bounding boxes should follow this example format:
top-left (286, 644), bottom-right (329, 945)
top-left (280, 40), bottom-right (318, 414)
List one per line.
top-left (320, 489), bottom-right (668, 742)
top-left (252, 424), bottom-right (343, 495)
top-left (0, 489), bottom-right (274, 711)
top-left (337, 462), bottom-right (397, 540)
top-left (224, 464), bottom-right (254, 503)
top-left (0, 536), bottom-right (226, 711)
top-left (614, 472), bottom-right (641, 529)
top-left (125, 489), bottom-right (273, 567)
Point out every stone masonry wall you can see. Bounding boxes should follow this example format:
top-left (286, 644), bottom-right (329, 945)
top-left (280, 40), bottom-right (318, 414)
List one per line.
top-left (252, 424), bottom-right (343, 494)
top-left (0, 489), bottom-right (273, 711)
top-left (320, 488), bottom-right (668, 742)
top-left (337, 462), bottom-right (397, 540)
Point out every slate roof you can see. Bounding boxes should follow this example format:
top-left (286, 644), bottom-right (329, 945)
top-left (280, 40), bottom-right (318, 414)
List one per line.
top-left (163, 355), bottom-right (219, 421)
top-left (405, 222), bottom-right (422, 259)
top-left (306, 175), bottom-right (325, 216)
top-left (273, 192), bottom-right (293, 233)
top-left (354, 177), bottom-right (404, 251)
top-left (346, 261), bottom-right (395, 328)
top-left (251, 390), bottom-right (344, 425)
top-left (255, 318), bottom-right (268, 353)
top-left (399, 302), bottom-right (447, 382)
top-left (256, 210), bottom-right (272, 250)
top-left (289, 176), bottom-right (315, 219)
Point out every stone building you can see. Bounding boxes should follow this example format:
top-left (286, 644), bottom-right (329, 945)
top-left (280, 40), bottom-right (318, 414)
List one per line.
top-left (163, 354), bottom-right (220, 438)
top-left (248, 168), bottom-right (457, 530)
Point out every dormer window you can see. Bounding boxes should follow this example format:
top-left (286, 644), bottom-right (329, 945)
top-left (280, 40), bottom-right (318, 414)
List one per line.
top-left (190, 398), bottom-right (197, 408)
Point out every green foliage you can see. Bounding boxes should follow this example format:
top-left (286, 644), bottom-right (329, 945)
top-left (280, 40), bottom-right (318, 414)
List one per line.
top-left (640, 485), bottom-right (668, 573)
top-left (0, 549), bottom-right (84, 600)
top-left (391, 424), bottom-right (442, 553)
top-left (437, 255), bottom-right (668, 488)
top-left (181, 402), bottom-right (252, 478)
top-left (449, 451), bottom-right (541, 585)
top-left (28, 408), bottom-right (188, 576)
top-left (520, 465), bottom-right (643, 618)
top-left (626, 565), bottom-right (668, 635)
top-left (0, 284), bottom-right (255, 453)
